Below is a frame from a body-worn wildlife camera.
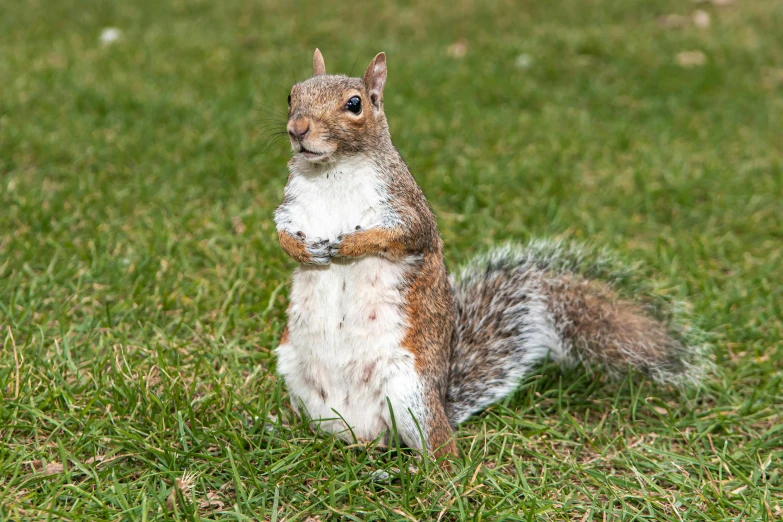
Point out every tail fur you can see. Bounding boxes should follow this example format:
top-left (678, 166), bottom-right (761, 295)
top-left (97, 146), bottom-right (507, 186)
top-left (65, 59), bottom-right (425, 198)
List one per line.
top-left (446, 240), bottom-right (710, 426)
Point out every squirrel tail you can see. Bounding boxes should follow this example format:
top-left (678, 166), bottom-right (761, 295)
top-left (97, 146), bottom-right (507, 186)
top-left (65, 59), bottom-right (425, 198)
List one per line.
top-left (445, 239), bottom-right (711, 426)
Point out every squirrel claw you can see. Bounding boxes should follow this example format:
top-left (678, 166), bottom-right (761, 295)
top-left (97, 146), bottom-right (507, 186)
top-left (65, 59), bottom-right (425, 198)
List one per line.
top-left (305, 238), bottom-right (331, 265)
top-left (328, 238), bottom-right (343, 257)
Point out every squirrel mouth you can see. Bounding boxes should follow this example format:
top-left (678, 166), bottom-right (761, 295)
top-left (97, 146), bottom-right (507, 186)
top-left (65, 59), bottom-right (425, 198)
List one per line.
top-left (298, 146), bottom-right (327, 161)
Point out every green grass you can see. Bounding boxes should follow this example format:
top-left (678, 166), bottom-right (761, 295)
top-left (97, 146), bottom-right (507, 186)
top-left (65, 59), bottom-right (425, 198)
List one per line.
top-left (1, 0), bottom-right (781, 519)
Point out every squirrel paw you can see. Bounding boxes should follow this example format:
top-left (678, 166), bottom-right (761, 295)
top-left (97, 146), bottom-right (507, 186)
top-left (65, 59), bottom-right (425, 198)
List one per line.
top-left (329, 234), bottom-right (345, 257)
top-left (305, 238), bottom-right (332, 265)
top-left (329, 226), bottom-right (366, 257)
top-left (328, 237), bottom-right (343, 257)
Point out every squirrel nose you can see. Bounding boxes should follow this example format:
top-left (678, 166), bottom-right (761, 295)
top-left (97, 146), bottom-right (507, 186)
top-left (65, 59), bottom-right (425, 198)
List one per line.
top-left (287, 118), bottom-right (310, 141)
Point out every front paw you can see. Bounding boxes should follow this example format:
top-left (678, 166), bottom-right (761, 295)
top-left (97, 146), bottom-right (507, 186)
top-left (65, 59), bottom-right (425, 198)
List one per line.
top-left (328, 226), bottom-right (364, 257)
top-left (306, 238), bottom-right (332, 265)
top-left (328, 237), bottom-right (343, 257)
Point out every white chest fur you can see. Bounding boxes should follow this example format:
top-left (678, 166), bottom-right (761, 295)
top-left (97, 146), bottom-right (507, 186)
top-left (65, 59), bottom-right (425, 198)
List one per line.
top-left (275, 157), bottom-right (395, 241)
top-left (274, 158), bottom-right (427, 447)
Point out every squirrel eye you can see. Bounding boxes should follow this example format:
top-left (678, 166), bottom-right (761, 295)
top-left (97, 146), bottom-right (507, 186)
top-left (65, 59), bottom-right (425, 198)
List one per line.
top-left (345, 96), bottom-right (361, 114)
top-left (287, 94), bottom-right (291, 106)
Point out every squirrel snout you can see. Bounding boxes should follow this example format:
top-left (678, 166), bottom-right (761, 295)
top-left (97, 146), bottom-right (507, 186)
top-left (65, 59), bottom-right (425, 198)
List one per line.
top-left (287, 118), bottom-right (311, 141)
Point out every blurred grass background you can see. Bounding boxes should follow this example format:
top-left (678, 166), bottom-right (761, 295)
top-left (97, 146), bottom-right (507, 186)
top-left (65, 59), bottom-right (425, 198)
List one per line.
top-left (1, 0), bottom-right (781, 520)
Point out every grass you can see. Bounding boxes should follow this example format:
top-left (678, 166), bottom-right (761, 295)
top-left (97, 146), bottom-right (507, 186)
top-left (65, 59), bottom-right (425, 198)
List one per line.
top-left (1, 0), bottom-right (781, 519)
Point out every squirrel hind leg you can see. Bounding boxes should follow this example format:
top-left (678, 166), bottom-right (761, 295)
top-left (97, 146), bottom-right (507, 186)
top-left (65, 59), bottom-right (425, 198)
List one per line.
top-left (425, 389), bottom-right (459, 459)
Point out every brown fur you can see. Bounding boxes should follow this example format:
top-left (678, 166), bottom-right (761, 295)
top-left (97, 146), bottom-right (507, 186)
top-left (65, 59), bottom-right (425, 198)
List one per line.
top-left (286, 55), bottom-right (390, 165)
top-left (399, 252), bottom-right (458, 457)
top-left (425, 390), bottom-right (458, 458)
top-left (543, 274), bottom-right (682, 373)
top-left (337, 227), bottom-right (407, 258)
top-left (277, 230), bottom-right (312, 264)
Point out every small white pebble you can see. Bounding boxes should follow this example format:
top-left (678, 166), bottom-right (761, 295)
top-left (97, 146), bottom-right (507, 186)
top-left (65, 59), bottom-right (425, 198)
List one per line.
top-left (676, 50), bottom-right (707, 67)
top-left (515, 54), bottom-right (533, 69)
top-left (99, 28), bottom-right (122, 46)
top-left (692, 10), bottom-right (710, 28)
top-left (447, 40), bottom-right (468, 58)
top-left (658, 14), bottom-right (688, 29)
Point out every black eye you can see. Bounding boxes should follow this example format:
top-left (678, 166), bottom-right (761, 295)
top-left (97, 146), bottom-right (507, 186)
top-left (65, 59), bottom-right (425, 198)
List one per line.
top-left (345, 96), bottom-right (361, 114)
top-left (287, 94), bottom-right (291, 105)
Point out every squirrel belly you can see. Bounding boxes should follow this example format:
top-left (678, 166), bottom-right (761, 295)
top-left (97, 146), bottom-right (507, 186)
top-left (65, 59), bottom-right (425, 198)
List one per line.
top-left (276, 255), bottom-right (427, 445)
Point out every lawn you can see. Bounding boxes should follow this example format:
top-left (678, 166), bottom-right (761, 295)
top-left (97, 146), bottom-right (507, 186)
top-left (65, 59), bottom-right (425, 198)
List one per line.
top-left (1, 0), bottom-right (781, 520)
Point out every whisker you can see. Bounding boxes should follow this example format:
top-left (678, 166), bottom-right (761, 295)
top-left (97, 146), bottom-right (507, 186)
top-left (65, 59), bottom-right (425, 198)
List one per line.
top-left (256, 116), bottom-right (286, 124)
top-left (258, 130), bottom-right (288, 138)
top-left (271, 56), bottom-right (297, 86)
top-left (260, 135), bottom-right (288, 156)
top-left (265, 81), bottom-right (291, 91)
top-left (259, 135), bottom-right (286, 145)
top-left (257, 103), bottom-right (287, 116)
top-left (274, 143), bottom-right (288, 160)
top-left (258, 133), bottom-right (289, 144)
top-left (256, 121), bottom-right (286, 129)
top-left (349, 52), bottom-right (360, 77)
top-left (257, 122), bottom-right (286, 131)
top-left (259, 127), bottom-right (286, 137)
top-left (254, 115), bottom-right (287, 125)
top-left (255, 108), bottom-right (287, 121)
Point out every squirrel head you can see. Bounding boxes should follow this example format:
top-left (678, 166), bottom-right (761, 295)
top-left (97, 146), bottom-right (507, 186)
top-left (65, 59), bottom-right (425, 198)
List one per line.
top-left (286, 49), bottom-right (390, 165)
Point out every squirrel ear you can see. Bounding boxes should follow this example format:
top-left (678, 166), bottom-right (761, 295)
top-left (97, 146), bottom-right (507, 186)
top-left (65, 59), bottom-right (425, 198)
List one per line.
top-left (313, 48), bottom-right (326, 76)
top-left (363, 52), bottom-right (386, 109)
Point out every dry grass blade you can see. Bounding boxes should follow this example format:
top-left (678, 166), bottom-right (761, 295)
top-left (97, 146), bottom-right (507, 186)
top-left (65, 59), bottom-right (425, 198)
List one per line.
top-left (199, 491), bottom-right (226, 512)
top-left (7, 326), bottom-right (21, 398)
top-left (25, 454), bottom-right (132, 477)
top-left (166, 471), bottom-right (198, 511)
top-left (676, 50), bottom-right (707, 67)
top-left (26, 460), bottom-right (65, 475)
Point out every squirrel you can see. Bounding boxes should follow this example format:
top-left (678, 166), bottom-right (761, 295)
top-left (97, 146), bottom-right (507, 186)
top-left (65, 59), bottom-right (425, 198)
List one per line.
top-left (273, 49), bottom-right (707, 459)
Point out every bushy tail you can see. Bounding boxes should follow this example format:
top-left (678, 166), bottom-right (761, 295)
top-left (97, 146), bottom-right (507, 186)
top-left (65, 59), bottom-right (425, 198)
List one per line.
top-left (445, 240), bottom-right (710, 426)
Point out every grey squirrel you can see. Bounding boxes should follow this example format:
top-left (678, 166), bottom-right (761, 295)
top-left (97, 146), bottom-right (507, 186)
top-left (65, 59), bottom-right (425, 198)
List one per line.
top-left (273, 49), bottom-right (707, 459)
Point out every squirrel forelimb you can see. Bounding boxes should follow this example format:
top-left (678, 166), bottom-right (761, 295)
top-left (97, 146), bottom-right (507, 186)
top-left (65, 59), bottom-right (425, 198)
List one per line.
top-left (277, 229), bottom-right (331, 265)
top-left (279, 225), bottom-right (411, 264)
top-left (331, 226), bottom-right (408, 259)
